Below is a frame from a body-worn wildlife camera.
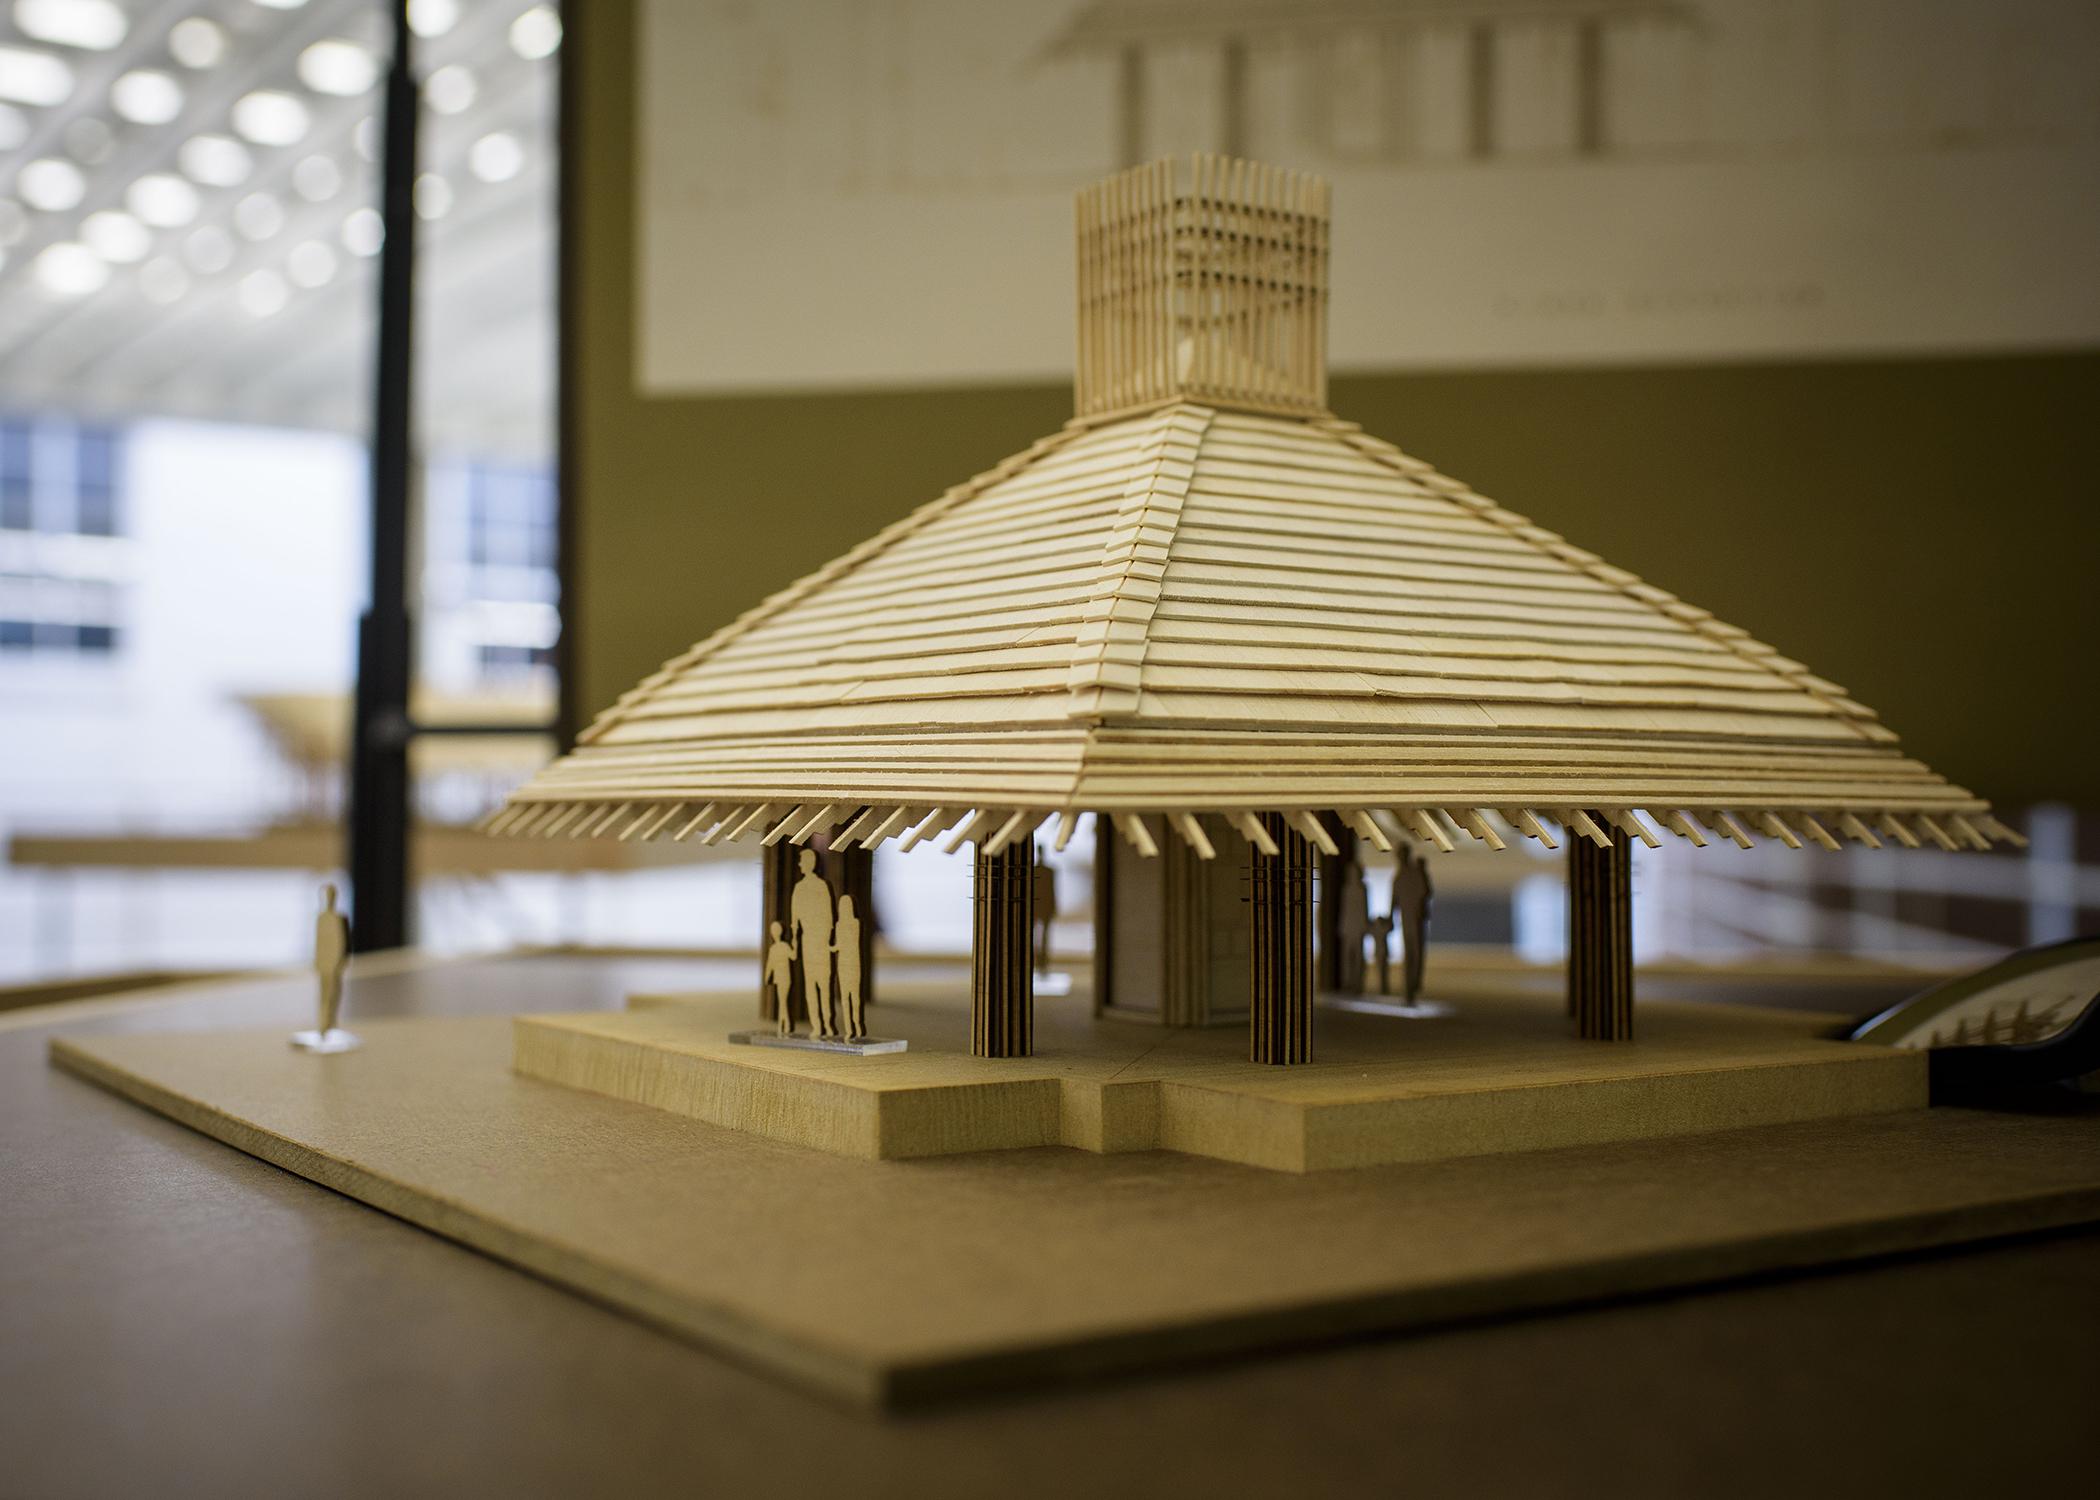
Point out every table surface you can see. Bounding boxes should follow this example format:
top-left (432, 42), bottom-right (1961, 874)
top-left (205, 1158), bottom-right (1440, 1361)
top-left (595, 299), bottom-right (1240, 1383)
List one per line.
top-left (4, 951), bottom-right (2094, 1499)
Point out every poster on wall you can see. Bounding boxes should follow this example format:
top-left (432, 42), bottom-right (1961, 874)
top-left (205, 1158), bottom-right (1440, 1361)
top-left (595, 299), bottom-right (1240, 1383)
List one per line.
top-left (637, 0), bottom-right (2100, 393)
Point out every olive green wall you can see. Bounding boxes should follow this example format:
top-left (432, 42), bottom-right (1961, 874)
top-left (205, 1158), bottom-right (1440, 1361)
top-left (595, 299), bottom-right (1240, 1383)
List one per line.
top-left (568, 5), bottom-right (2097, 807)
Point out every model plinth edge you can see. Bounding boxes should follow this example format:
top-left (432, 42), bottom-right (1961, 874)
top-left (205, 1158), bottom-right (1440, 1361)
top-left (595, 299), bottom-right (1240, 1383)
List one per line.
top-left (487, 153), bottom-right (2012, 1065)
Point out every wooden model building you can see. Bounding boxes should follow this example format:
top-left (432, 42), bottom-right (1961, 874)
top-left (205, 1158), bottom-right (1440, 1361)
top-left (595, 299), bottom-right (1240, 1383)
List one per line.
top-left (487, 155), bottom-right (2016, 1066)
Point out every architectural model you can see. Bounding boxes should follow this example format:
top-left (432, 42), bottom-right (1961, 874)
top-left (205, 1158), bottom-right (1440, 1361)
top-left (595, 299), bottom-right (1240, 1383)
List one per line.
top-left (488, 154), bottom-right (2015, 1068)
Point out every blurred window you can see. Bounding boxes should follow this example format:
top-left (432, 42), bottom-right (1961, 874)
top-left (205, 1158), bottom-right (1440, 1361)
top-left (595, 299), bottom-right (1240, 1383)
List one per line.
top-left (0, 417), bottom-right (126, 657)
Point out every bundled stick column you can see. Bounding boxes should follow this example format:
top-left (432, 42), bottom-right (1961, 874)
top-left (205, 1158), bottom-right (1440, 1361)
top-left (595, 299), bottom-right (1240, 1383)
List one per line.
top-left (1248, 813), bottom-right (1315, 1064)
top-left (1568, 815), bottom-right (1635, 1040)
top-left (972, 839), bottom-right (1035, 1058)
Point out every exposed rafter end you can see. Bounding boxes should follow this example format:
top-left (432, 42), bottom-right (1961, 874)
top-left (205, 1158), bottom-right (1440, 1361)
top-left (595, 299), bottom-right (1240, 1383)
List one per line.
top-left (983, 810), bottom-right (1045, 856)
top-left (1659, 810), bottom-right (1707, 848)
top-left (1288, 810), bottom-right (1340, 856)
top-left (1052, 810), bottom-right (1081, 852)
top-left (942, 809), bottom-right (1000, 855)
top-left (1169, 812), bottom-right (1217, 859)
top-left (1341, 808), bottom-right (1393, 853)
top-left (1976, 813), bottom-right (2029, 850)
top-left (1448, 808), bottom-right (1505, 851)
top-left (1559, 809), bottom-right (1614, 849)
top-left (671, 802), bottom-right (721, 841)
top-left (897, 807), bottom-right (957, 853)
top-left (1115, 812), bottom-right (1160, 857)
top-left (1500, 808), bottom-right (1559, 850)
top-left (1229, 810), bottom-right (1278, 856)
top-left (1602, 808), bottom-right (1660, 849)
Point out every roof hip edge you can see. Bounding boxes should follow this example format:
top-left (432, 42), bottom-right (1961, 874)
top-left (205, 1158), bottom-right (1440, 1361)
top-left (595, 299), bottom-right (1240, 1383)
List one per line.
top-left (1061, 403), bottom-right (1218, 742)
top-left (574, 423), bottom-right (1091, 746)
top-left (1314, 417), bottom-right (1896, 749)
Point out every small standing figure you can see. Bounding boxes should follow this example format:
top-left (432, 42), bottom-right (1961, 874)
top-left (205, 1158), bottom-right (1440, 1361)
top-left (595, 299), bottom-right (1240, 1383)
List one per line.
top-left (835, 895), bottom-right (865, 1039)
top-left (764, 920), bottom-right (797, 1035)
top-left (1369, 913), bottom-right (1395, 996)
top-left (1391, 843), bottom-right (1435, 1005)
top-left (1031, 859), bottom-right (1058, 976)
top-left (790, 849), bottom-right (838, 1038)
top-left (291, 883), bottom-right (360, 1053)
top-left (1336, 856), bottom-right (1371, 995)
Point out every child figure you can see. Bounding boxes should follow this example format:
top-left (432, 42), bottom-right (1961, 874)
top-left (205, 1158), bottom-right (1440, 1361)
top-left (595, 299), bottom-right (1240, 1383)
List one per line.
top-left (764, 920), bottom-right (797, 1034)
top-left (834, 896), bottom-right (864, 1039)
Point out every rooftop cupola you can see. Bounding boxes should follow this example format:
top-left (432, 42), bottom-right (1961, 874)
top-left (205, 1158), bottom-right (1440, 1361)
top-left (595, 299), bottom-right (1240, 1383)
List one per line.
top-left (1074, 154), bottom-right (1331, 420)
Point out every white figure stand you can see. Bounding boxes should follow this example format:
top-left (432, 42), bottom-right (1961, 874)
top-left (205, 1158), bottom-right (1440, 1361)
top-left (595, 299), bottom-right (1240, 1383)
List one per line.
top-left (291, 883), bottom-right (361, 1053)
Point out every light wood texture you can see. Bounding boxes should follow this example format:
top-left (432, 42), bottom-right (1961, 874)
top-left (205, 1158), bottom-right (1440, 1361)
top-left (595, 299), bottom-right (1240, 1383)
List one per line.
top-left (970, 842), bottom-right (1033, 1058)
top-left (1075, 155), bottom-right (1329, 419)
top-left (1248, 814), bottom-right (1315, 1065)
top-left (52, 989), bottom-right (2100, 1413)
top-left (511, 980), bottom-right (1924, 1174)
top-left (15, 947), bottom-right (2100, 1493)
top-left (1568, 818), bottom-right (1636, 1040)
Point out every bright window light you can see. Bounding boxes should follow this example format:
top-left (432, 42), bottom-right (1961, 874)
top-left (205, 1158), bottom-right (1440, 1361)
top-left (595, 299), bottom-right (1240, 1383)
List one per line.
top-left (298, 39), bottom-right (376, 97)
top-left (232, 90), bottom-right (309, 147)
top-left (34, 240), bottom-right (107, 296)
top-left (249, 0), bottom-right (310, 10)
top-left (167, 17), bottom-right (225, 70)
top-left (0, 45), bottom-right (74, 106)
top-left (178, 133), bottom-right (251, 187)
top-left (183, 223), bottom-right (231, 272)
top-left (127, 172), bottom-right (200, 228)
top-left (17, 156), bottom-right (85, 211)
top-left (425, 64), bottom-right (474, 116)
top-left (413, 173), bottom-right (452, 220)
top-left (510, 6), bottom-right (562, 61)
top-left (469, 131), bottom-right (524, 184)
top-left (14, 0), bottom-right (127, 52)
top-left (110, 69), bottom-right (184, 125)
top-left (80, 208), bottom-right (150, 263)
top-left (292, 154), bottom-right (341, 202)
top-left (0, 101), bottom-right (27, 151)
top-left (139, 255), bottom-right (188, 303)
top-left (238, 268), bottom-right (288, 317)
top-left (408, 0), bottom-right (457, 39)
top-left (351, 115), bottom-right (377, 161)
top-left (233, 191), bottom-right (284, 241)
top-left (341, 206), bottom-right (382, 257)
top-left (287, 238), bottom-right (336, 288)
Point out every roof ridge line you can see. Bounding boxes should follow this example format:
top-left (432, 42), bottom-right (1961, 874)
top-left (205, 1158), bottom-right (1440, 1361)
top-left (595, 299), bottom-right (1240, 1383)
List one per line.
top-left (1315, 418), bottom-right (1898, 748)
top-left (1062, 403), bottom-right (1217, 733)
top-left (576, 423), bottom-right (1092, 746)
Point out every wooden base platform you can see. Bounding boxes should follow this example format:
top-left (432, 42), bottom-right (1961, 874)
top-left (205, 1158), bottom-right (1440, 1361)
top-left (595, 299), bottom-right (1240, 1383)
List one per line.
top-left (513, 983), bottom-right (1927, 1172)
top-left (49, 1008), bottom-right (2100, 1410)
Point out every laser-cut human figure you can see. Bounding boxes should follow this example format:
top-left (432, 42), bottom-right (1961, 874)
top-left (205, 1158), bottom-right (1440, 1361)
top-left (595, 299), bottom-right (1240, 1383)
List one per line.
top-left (314, 883), bottom-right (349, 1032)
top-left (291, 883), bottom-right (359, 1053)
top-left (764, 919), bottom-right (797, 1034)
top-left (789, 848), bottom-right (837, 1037)
top-left (1031, 858), bottom-right (1057, 975)
top-left (1369, 912), bottom-right (1395, 996)
top-left (1336, 856), bottom-right (1371, 994)
top-left (1392, 843), bottom-right (1434, 1005)
top-left (835, 895), bottom-right (865, 1039)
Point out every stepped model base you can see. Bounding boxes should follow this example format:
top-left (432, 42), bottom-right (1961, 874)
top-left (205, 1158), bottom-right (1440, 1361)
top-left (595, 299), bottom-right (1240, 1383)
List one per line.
top-left (513, 981), bottom-right (1926, 1174)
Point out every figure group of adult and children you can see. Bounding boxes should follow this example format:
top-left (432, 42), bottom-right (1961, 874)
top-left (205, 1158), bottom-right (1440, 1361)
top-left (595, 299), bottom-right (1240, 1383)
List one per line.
top-left (1336, 842), bottom-right (1434, 1004)
top-left (765, 849), bottom-right (867, 1040)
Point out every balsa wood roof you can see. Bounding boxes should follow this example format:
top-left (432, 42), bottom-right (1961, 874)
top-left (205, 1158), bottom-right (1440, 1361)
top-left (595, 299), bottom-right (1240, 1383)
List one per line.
top-left (493, 158), bottom-right (2010, 861)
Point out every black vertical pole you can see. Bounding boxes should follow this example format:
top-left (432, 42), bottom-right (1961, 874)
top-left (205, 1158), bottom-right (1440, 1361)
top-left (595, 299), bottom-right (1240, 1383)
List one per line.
top-left (346, 1), bottom-right (418, 953)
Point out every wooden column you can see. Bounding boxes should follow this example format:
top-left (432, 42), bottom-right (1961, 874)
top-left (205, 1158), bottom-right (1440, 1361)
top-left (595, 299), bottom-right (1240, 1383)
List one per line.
top-left (1248, 813), bottom-right (1315, 1065)
top-left (972, 839), bottom-right (1034, 1058)
top-left (1567, 815), bottom-right (1634, 1040)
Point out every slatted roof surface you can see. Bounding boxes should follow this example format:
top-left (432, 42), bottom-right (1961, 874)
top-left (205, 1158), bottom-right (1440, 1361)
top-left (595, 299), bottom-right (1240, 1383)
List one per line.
top-left (492, 397), bottom-right (2012, 861)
